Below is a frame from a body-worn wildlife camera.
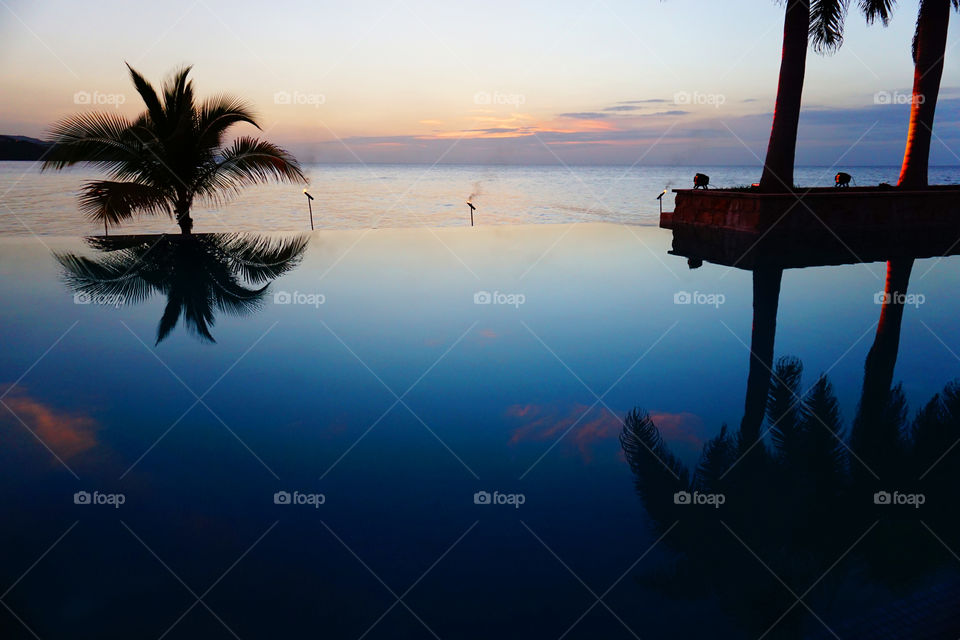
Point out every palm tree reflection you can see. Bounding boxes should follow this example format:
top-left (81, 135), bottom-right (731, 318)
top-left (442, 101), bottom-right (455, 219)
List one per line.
top-left (56, 233), bottom-right (309, 343)
top-left (622, 260), bottom-right (960, 637)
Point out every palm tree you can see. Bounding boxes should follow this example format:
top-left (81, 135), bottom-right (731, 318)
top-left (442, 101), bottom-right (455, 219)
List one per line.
top-left (759, 0), bottom-right (895, 192)
top-left (862, 1), bottom-right (953, 388)
top-left (897, 0), bottom-right (958, 188)
top-left (55, 233), bottom-right (309, 343)
top-left (43, 65), bottom-right (306, 234)
top-left (621, 357), bottom-right (960, 636)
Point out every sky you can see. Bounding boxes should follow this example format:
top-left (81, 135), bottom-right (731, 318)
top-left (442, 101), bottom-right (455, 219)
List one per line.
top-left (0, 0), bottom-right (958, 165)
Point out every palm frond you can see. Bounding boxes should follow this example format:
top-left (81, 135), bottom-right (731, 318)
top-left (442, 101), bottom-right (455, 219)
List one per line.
top-left (161, 65), bottom-right (195, 122)
top-left (218, 233), bottom-right (310, 283)
top-left (42, 111), bottom-right (139, 171)
top-left (78, 180), bottom-right (173, 229)
top-left (694, 424), bottom-right (736, 491)
top-left (810, 0), bottom-right (850, 53)
top-left (125, 63), bottom-right (166, 127)
top-left (620, 409), bottom-right (690, 490)
top-left (196, 137), bottom-right (306, 203)
top-left (157, 294), bottom-right (187, 344)
top-left (768, 356), bottom-right (804, 456)
top-left (859, 0), bottom-right (896, 25)
top-left (54, 251), bottom-right (157, 304)
top-left (195, 95), bottom-right (259, 151)
top-left (799, 374), bottom-right (846, 475)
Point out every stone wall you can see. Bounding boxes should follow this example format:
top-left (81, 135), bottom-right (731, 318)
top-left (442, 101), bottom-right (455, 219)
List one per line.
top-left (665, 187), bottom-right (960, 235)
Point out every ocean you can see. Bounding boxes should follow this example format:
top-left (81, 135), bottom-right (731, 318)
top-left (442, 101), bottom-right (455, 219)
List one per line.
top-left (1, 161), bottom-right (959, 236)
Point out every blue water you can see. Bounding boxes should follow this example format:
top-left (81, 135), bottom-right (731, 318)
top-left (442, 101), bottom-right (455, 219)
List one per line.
top-left (2, 162), bottom-right (959, 235)
top-left (2, 222), bottom-right (960, 637)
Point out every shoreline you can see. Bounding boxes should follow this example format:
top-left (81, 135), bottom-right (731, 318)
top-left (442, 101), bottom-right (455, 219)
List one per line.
top-left (0, 219), bottom-right (662, 241)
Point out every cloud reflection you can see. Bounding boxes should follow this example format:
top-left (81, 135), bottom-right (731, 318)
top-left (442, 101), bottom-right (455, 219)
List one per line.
top-left (2, 388), bottom-right (98, 459)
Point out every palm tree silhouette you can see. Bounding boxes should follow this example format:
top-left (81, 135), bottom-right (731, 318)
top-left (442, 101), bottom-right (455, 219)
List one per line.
top-left (898, 0), bottom-right (958, 189)
top-left (759, 0), bottom-right (895, 191)
top-left (55, 233), bottom-right (309, 343)
top-left (43, 65), bottom-right (307, 234)
top-left (621, 258), bottom-right (960, 636)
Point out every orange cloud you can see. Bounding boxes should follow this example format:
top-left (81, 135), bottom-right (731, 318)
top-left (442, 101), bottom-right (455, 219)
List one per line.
top-left (2, 389), bottom-right (99, 458)
top-left (507, 402), bottom-right (623, 462)
top-left (648, 411), bottom-right (706, 449)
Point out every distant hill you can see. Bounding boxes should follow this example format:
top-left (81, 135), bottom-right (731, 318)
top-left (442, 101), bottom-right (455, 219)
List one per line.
top-left (0, 135), bottom-right (51, 161)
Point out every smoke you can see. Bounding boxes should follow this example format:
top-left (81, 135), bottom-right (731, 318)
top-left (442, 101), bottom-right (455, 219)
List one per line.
top-left (467, 180), bottom-right (483, 202)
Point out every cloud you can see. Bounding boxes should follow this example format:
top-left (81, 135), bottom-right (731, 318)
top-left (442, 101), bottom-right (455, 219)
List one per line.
top-left (293, 97), bottom-right (960, 166)
top-left (507, 402), bottom-right (622, 462)
top-left (648, 411), bottom-right (706, 449)
top-left (2, 389), bottom-right (99, 459)
top-left (468, 127), bottom-right (526, 134)
top-left (642, 110), bottom-right (691, 117)
top-left (557, 112), bottom-right (609, 120)
top-left (604, 105), bottom-right (644, 112)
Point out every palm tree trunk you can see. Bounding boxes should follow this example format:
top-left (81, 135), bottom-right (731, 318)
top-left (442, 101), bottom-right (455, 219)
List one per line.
top-left (897, 0), bottom-right (951, 189)
top-left (862, 259), bottom-right (914, 403)
top-left (175, 201), bottom-right (193, 234)
top-left (759, 0), bottom-right (810, 193)
top-left (740, 267), bottom-right (784, 444)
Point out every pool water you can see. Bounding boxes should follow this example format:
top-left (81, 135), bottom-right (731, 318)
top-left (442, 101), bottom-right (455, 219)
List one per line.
top-left (1, 223), bottom-right (959, 638)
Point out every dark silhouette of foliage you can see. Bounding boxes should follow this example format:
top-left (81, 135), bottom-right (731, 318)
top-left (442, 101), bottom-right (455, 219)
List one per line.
top-left (43, 65), bottom-right (306, 234)
top-left (56, 233), bottom-right (308, 343)
top-left (622, 358), bottom-right (960, 637)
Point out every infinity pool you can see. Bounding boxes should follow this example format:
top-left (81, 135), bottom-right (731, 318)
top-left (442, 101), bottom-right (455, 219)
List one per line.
top-left (2, 223), bottom-right (959, 638)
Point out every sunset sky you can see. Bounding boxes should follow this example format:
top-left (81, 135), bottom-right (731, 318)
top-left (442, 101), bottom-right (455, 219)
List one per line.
top-left (1, 0), bottom-right (958, 165)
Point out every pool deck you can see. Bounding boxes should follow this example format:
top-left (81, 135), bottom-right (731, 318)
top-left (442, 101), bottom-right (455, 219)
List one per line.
top-left (661, 186), bottom-right (960, 269)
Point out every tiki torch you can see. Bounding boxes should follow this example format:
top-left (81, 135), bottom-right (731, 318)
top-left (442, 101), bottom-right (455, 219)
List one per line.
top-left (656, 188), bottom-right (668, 215)
top-left (303, 189), bottom-right (315, 230)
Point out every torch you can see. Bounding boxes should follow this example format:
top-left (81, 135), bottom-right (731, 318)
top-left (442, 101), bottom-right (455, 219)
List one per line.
top-left (656, 188), bottom-right (668, 215)
top-left (303, 189), bottom-right (315, 230)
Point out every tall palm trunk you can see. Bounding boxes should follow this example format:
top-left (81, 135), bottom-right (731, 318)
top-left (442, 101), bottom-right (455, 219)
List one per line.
top-left (740, 268), bottom-right (784, 444)
top-left (862, 259), bottom-right (914, 402)
top-left (861, 0), bottom-right (950, 407)
top-left (175, 195), bottom-right (193, 234)
top-left (898, 0), bottom-right (951, 189)
top-left (175, 210), bottom-right (193, 234)
top-left (759, 0), bottom-right (811, 192)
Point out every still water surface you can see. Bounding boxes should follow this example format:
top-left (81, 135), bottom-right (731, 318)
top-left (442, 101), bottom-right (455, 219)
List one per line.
top-left (1, 223), bottom-right (959, 637)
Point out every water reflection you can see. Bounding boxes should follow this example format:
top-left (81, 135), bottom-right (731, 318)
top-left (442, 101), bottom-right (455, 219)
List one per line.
top-left (55, 233), bottom-right (309, 343)
top-left (624, 233), bottom-right (960, 637)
